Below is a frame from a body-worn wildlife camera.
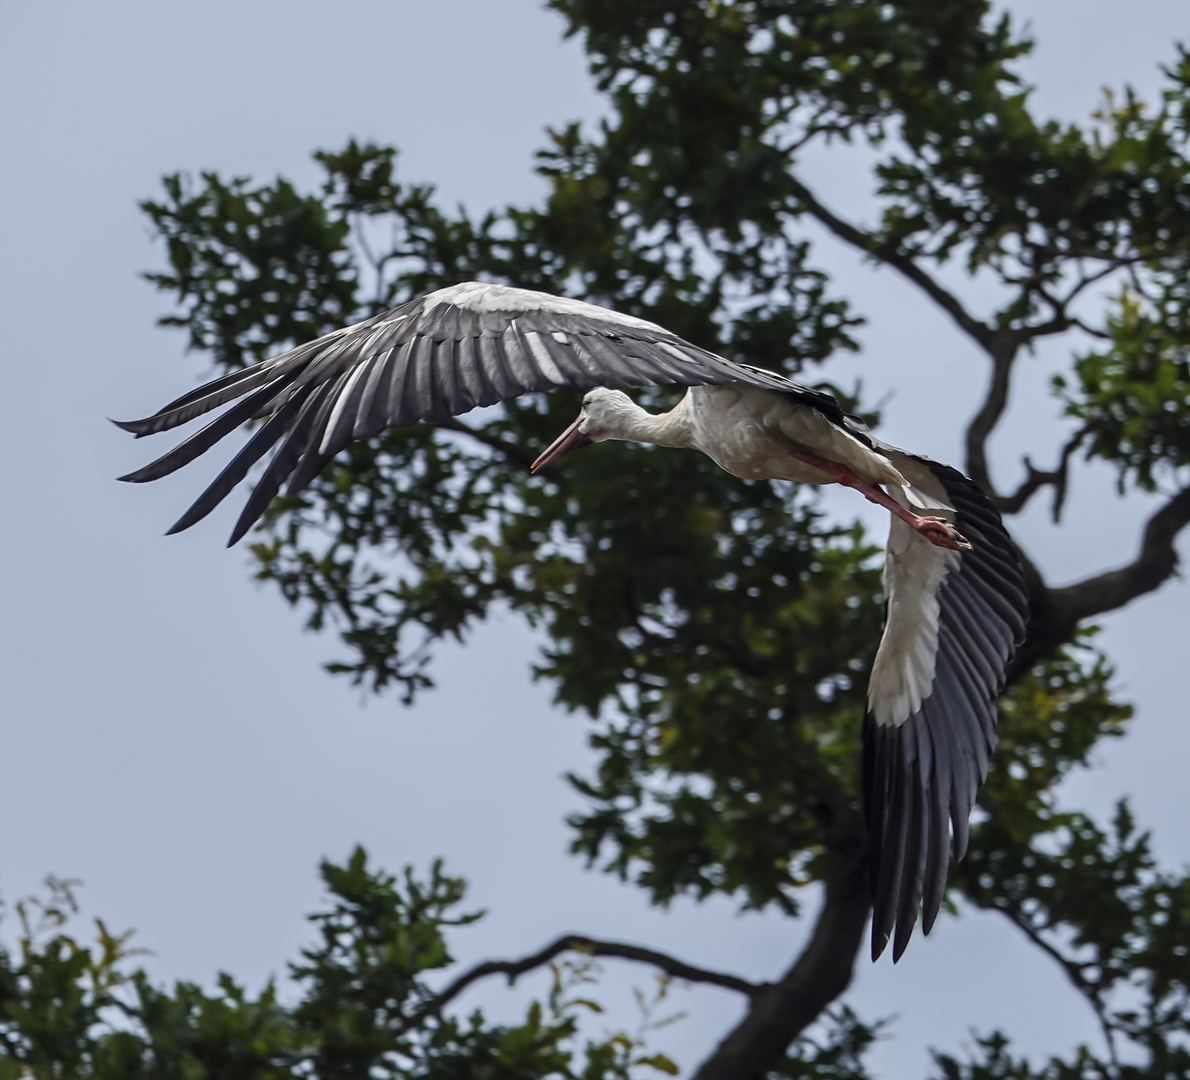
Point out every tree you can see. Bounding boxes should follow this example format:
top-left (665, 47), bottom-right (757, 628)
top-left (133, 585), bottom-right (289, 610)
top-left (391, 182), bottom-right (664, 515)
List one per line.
top-left (6, 1), bottom-right (1188, 1076)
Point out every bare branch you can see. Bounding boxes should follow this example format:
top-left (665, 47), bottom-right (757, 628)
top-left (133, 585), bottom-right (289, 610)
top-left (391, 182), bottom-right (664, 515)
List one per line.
top-left (1060, 261), bottom-right (1124, 308)
top-left (1017, 261), bottom-right (1118, 345)
top-left (399, 934), bottom-right (765, 1035)
top-left (783, 175), bottom-right (995, 350)
top-left (1055, 485), bottom-right (1190, 624)
top-left (986, 903), bottom-right (1120, 1068)
top-left (1069, 316), bottom-right (1113, 341)
top-left (996, 427), bottom-right (1089, 519)
top-left (779, 118), bottom-right (855, 156)
top-left (1021, 311), bottom-right (1074, 340)
top-left (964, 332), bottom-right (1019, 496)
top-left (779, 174), bottom-right (1045, 498)
top-left (1011, 485), bottom-right (1190, 675)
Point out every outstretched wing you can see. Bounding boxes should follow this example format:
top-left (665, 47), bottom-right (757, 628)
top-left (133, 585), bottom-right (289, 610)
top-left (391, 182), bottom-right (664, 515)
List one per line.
top-left (118, 282), bottom-right (825, 544)
top-left (862, 451), bottom-right (1028, 961)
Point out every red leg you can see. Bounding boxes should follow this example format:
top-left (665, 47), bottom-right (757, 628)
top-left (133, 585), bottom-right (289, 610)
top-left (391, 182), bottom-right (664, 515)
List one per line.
top-left (788, 449), bottom-right (972, 551)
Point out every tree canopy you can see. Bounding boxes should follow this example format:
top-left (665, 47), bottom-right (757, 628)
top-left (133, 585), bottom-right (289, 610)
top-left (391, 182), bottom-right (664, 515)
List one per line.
top-left (6, 2), bottom-right (1190, 1077)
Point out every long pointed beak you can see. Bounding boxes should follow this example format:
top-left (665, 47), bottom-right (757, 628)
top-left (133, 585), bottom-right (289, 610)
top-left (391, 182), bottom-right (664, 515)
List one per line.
top-left (530, 417), bottom-right (592, 473)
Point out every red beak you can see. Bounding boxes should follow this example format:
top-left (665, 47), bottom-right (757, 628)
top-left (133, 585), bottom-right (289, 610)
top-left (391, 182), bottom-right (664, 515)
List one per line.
top-left (530, 417), bottom-right (592, 473)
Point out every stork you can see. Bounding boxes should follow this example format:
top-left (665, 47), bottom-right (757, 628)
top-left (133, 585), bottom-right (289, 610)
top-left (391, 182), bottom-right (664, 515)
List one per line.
top-left (117, 281), bottom-right (1027, 961)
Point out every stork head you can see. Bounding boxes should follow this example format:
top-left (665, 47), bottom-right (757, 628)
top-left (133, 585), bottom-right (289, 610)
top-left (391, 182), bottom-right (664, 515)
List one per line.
top-left (530, 388), bottom-right (633, 473)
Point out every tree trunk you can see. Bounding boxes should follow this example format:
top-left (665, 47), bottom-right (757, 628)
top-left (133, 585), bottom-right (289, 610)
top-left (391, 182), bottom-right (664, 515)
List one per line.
top-left (691, 845), bottom-right (870, 1080)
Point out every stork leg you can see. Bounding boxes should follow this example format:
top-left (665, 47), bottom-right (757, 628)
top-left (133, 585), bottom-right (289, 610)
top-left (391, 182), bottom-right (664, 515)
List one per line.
top-left (788, 449), bottom-right (972, 551)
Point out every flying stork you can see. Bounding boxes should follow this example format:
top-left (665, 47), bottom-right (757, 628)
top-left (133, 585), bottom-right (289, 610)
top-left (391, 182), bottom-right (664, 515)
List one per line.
top-left (118, 281), bottom-right (1028, 962)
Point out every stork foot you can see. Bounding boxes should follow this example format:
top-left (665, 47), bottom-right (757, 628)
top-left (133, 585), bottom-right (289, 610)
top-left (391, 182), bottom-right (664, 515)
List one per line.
top-left (915, 516), bottom-right (972, 551)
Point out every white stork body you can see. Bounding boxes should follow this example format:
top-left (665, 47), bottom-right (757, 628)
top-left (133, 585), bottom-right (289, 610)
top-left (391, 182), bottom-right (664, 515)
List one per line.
top-left (118, 281), bottom-right (1027, 962)
top-left (567, 385), bottom-right (965, 724)
top-left (571, 382), bottom-right (934, 491)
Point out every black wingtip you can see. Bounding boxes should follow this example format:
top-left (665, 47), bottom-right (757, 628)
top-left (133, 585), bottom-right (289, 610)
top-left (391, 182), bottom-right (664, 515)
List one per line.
top-left (111, 416), bottom-right (151, 436)
top-left (225, 511), bottom-right (256, 548)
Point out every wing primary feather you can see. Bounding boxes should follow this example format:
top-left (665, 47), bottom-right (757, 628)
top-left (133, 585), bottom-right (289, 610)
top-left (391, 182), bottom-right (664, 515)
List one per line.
top-left (283, 376), bottom-right (354, 500)
top-left (892, 719), bottom-right (929, 961)
top-left (866, 713), bottom-right (885, 899)
top-left (920, 707), bottom-right (953, 934)
top-left (865, 724), bottom-right (893, 961)
top-left (112, 356), bottom-right (300, 437)
top-left (872, 726), bottom-right (911, 961)
top-left (165, 388), bottom-right (310, 535)
top-left (317, 357), bottom-right (376, 457)
top-left (224, 381), bottom-right (337, 546)
top-left (933, 658), bottom-right (980, 860)
top-left (117, 368), bottom-right (304, 483)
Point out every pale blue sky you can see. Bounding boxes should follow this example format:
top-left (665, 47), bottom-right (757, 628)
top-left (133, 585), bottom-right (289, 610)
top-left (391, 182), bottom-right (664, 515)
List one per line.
top-left (1, 2), bottom-right (1186, 1076)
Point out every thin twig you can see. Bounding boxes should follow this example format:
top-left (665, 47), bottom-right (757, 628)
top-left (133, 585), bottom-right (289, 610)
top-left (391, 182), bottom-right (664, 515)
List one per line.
top-left (987, 903), bottom-right (1120, 1069)
top-left (1061, 261), bottom-right (1126, 308)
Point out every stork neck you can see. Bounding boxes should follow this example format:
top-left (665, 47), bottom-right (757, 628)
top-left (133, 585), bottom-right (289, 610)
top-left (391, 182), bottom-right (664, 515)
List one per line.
top-left (610, 395), bottom-right (695, 449)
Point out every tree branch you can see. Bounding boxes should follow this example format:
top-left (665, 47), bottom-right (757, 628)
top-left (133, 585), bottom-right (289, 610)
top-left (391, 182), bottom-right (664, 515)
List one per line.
top-left (691, 844), bottom-right (870, 1080)
top-left (1060, 260), bottom-right (1125, 309)
top-left (1020, 311), bottom-right (1073, 340)
top-left (1011, 485), bottom-right (1190, 676)
top-left (964, 332), bottom-right (1019, 496)
top-left (784, 174), bottom-right (994, 350)
top-left (399, 934), bottom-right (764, 1036)
top-left (1069, 315), bottom-right (1113, 341)
top-left (986, 903), bottom-right (1120, 1068)
top-left (780, 174), bottom-right (1033, 496)
top-left (995, 427), bottom-right (1088, 519)
top-left (1055, 484), bottom-right (1190, 624)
